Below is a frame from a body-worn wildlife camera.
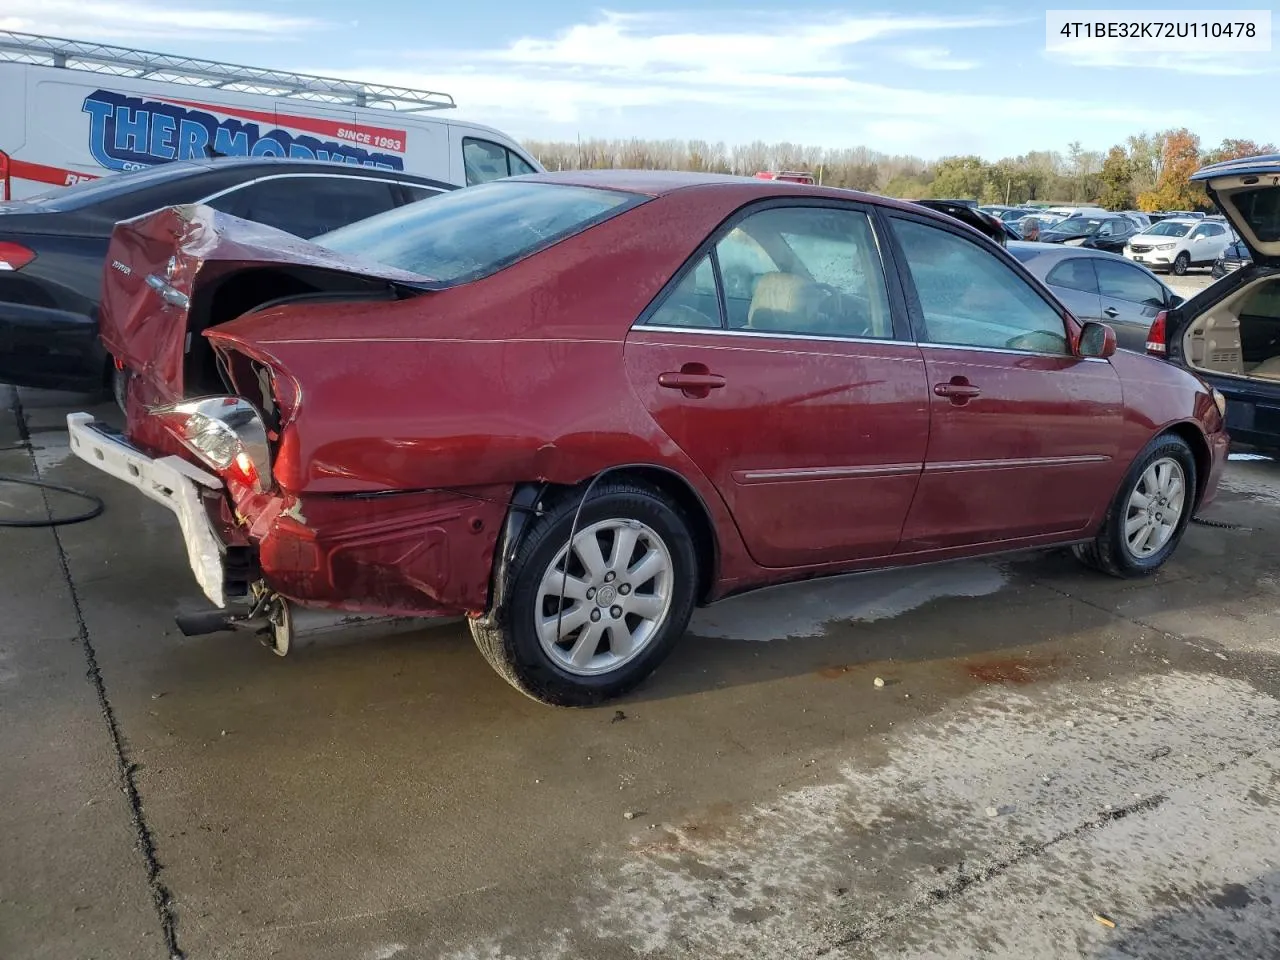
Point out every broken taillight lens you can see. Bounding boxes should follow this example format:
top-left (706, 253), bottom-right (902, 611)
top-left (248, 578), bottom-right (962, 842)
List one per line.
top-left (151, 397), bottom-right (272, 492)
top-left (1146, 311), bottom-right (1167, 356)
top-left (0, 241), bottom-right (35, 271)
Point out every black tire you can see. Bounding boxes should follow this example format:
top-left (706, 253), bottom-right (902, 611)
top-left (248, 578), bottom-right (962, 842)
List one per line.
top-left (1073, 434), bottom-right (1197, 578)
top-left (469, 480), bottom-right (699, 706)
top-left (110, 366), bottom-right (129, 414)
top-left (1172, 252), bottom-right (1191, 276)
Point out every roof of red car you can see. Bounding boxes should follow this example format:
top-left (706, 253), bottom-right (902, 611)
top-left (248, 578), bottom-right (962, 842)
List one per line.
top-left (517, 168), bottom-right (889, 204)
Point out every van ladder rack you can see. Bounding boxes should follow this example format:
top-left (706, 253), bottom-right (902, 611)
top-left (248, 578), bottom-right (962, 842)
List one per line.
top-left (0, 31), bottom-right (456, 112)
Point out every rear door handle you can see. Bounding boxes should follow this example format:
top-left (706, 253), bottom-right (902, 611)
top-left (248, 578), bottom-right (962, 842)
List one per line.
top-left (659, 372), bottom-right (726, 390)
top-left (1103, 307), bottom-right (1119, 318)
top-left (659, 363), bottom-right (726, 398)
top-left (934, 378), bottom-right (981, 404)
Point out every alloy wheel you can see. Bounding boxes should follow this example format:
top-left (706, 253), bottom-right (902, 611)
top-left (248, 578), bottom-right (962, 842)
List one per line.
top-left (1123, 457), bottom-right (1186, 559)
top-left (535, 518), bottom-right (674, 676)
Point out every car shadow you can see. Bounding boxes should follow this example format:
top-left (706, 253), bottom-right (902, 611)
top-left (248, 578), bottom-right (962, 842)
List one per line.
top-left (1094, 869), bottom-right (1280, 959)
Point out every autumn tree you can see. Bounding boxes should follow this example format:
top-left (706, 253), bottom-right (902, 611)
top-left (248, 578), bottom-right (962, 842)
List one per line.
top-left (1136, 129), bottom-right (1205, 212)
top-left (1098, 146), bottom-right (1135, 209)
top-left (1204, 138), bottom-right (1277, 164)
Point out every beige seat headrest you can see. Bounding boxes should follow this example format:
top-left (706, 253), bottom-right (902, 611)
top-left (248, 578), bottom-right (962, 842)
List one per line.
top-left (747, 273), bottom-right (820, 330)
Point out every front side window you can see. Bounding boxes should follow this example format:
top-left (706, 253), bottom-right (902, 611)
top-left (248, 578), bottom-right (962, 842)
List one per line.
top-left (463, 138), bottom-right (538, 185)
top-left (891, 216), bottom-right (1069, 354)
top-left (205, 176), bottom-right (399, 238)
top-left (1095, 259), bottom-right (1167, 306)
top-left (316, 180), bottom-right (642, 284)
top-left (713, 206), bottom-right (893, 338)
top-left (1046, 258), bottom-right (1098, 294)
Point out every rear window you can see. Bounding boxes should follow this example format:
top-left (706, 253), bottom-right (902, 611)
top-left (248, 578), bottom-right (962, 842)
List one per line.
top-left (1232, 188), bottom-right (1280, 243)
top-left (315, 180), bottom-right (643, 284)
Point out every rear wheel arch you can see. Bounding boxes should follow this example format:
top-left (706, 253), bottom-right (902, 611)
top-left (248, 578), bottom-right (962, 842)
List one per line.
top-left (490, 464), bottom-right (719, 613)
top-left (1164, 421), bottom-right (1212, 510)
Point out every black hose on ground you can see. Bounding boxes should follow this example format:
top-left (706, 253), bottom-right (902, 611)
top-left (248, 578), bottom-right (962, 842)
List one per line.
top-left (0, 474), bottom-right (105, 527)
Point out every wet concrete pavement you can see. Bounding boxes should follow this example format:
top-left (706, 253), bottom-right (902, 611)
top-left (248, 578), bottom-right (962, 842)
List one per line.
top-left (3, 383), bottom-right (1280, 959)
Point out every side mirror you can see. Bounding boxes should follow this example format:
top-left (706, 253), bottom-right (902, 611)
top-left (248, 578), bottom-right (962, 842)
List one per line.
top-left (1078, 321), bottom-right (1117, 359)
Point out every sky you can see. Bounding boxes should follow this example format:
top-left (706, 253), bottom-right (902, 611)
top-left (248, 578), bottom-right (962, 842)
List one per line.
top-left (1, 0), bottom-right (1277, 160)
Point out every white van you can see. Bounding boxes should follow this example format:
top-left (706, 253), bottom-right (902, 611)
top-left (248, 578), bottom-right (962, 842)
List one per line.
top-left (0, 32), bottom-right (543, 200)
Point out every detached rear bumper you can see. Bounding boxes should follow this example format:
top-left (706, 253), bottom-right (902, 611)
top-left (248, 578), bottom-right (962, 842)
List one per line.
top-left (67, 413), bottom-right (232, 607)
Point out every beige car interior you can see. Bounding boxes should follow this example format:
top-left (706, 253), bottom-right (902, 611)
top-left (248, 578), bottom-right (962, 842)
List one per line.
top-left (1184, 276), bottom-right (1280, 380)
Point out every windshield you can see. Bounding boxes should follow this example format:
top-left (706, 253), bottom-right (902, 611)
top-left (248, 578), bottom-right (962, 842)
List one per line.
top-left (316, 181), bottom-right (644, 284)
top-left (1048, 217), bottom-right (1104, 236)
top-left (1142, 221), bottom-right (1193, 238)
top-left (16, 163), bottom-right (205, 212)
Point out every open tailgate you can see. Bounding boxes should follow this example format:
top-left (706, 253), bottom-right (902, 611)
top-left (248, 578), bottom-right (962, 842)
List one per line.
top-left (1191, 155), bottom-right (1280, 267)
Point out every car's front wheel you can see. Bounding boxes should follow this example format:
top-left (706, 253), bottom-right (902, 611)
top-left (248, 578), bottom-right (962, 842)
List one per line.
top-left (1073, 434), bottom-right (1197, 578)
top-left (469, 481), bottom-right (698, 706)
top-left (1172, 251), bottom-right (1191, 276)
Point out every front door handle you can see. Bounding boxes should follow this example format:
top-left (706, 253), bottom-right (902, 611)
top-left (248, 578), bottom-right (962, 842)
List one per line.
top-left (1103, 307), bottom-right (1119, 318)
top-left (659, 363), bottom-right (726, 399)
top-left (934, 377), bottom-right (981, 405)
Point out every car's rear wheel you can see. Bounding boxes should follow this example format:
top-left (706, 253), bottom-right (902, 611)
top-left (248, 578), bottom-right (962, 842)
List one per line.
top-left (1073, 434), bottom-right (1197, 578)
top-left (1172, 251), bottom-right (1191, 276)
top-left (469, 481), bottom-right (698, 706)
top-left (110, 365), bottom-right (129, 414)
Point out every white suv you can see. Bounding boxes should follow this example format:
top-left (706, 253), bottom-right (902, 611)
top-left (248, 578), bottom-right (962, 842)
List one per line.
top-left (1124, 217), bottom-right (1234, 275)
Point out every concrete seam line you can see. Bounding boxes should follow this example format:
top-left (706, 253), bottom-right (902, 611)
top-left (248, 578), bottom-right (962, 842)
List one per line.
top-left (9, 391), bottom-right (184, 960)
top-left (811, 742), bottom-right (1272, 956)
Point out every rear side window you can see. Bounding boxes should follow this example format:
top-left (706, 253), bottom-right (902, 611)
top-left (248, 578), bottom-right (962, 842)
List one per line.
top-left (205, 176), bottom-right (399, 238)
top-left (1095, 259), bottom-right (1167, 306)
top-left (463, 137), bottom-right (539, 185)
top-left (315, 180), bottom-right (643, 284)
top-left (1046, 258), bottom-right (1098, 294)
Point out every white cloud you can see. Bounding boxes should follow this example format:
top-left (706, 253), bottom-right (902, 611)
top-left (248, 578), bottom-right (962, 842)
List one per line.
top-left (890, 46), bottom-right (980, 71)
top-left (479, 10), bottom-right (1018, 74)
top-left (0, 0), bottom-right (325, 41)
top-left (324, 12), bottom-right (1189, 150)
top-left (1046, 48), bottom-right (1276, 76)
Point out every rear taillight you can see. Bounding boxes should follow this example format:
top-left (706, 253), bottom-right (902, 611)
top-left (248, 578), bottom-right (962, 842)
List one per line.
top-left (151, 397), bottom-right (271, 493)
top-left (0, 241), bottom-right (35, 271)
top-left (1146, 311), bottom-right (1167, 356)
top-left (0, 150), bottom-right (9, 201)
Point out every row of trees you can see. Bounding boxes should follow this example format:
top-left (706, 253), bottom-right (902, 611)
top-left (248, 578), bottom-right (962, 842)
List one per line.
top-left (523, 131), bottom-right (1274, 212)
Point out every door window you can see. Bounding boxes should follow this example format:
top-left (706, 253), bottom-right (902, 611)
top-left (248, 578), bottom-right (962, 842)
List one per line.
top-left (463, 137), bottom-right (538, 185)
top-left (205, 176), bottom-right (399, 238)
top-left (403, 184), bottom-right (447, 203)
top-left (646, 254), bottom-right (722, 328)
top-left (711, 206), bottom-right (893, 339)
top-left (890, 216), bottom-right (1070, 354)
top-left (1046, 258), bottom-right (1098, 294)
top-left (1094, 259), bottom-right (1167, 306)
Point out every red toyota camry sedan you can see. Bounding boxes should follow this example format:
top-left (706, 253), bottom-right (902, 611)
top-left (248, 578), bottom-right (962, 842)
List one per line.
top-left (69, 171), bottom-right (1229, 705)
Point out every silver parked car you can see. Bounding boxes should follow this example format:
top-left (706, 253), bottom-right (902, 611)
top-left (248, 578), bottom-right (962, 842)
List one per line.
top-left (1006, 241), bottom-right (1184, 352)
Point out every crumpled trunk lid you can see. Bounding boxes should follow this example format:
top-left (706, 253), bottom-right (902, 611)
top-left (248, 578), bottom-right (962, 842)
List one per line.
top-left (98, 204), bottom-right (433, 402)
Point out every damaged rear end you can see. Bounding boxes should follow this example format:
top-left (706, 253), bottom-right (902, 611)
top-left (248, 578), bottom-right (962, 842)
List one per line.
top-left (72, 204), bottom-right (511, 622)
